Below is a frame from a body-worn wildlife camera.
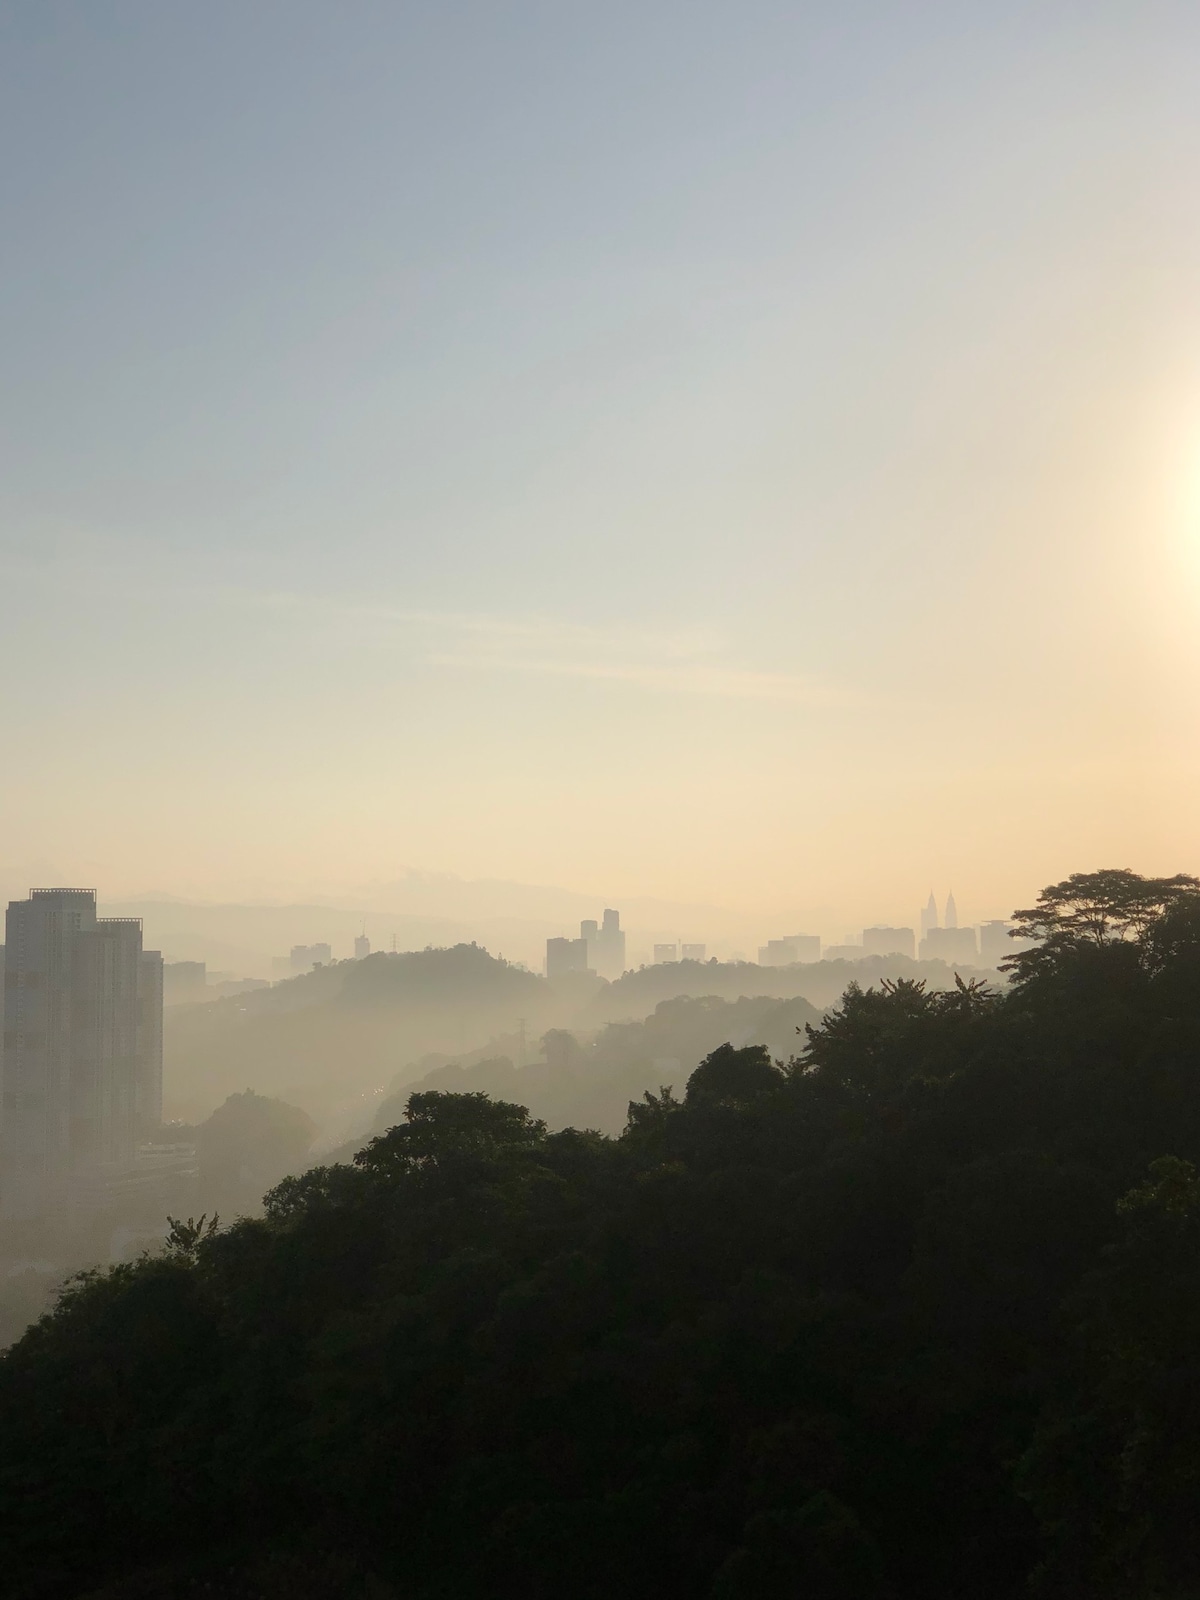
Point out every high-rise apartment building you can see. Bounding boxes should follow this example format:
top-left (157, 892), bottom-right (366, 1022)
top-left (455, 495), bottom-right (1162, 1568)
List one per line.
top-left (354, 934), bottom-right (371, 960)
top-left (681, 944), bottom-right (706, 962)
top-left (653, 943), bottom-right (678, 964)
top-left (0, 889), bottom-right (163, 1220)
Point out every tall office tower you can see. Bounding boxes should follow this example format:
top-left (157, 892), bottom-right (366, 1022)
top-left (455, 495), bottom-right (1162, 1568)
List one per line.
top-left (0, 889), bottom-right (162, 1220)
top-left (582, 909), bottom-right (626, 980)
top-left (920, 893), bottom-right (939, 938)
top-left (944, 891), bottom-right (959, 929)
top-left (597, 909), bottom-right (626, 979)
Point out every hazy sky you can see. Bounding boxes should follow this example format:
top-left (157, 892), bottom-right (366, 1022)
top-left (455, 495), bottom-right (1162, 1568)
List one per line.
top-left (3, 0), bottom-right (1200, 929)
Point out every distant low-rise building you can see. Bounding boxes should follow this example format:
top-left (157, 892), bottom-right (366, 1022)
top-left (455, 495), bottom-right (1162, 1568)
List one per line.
top-left (210, 976), bottom-right (270, 1000)
top-left (862, 926), bottom-right (916, 958)
top-left (758, 935), bottom-right (821, 966)
top-left (977, 920), bottom-right (1035, 967)
top-left (163, 961), bottom-right (207, 1004)
top-left (920, 926), bottom-right (978, 963)
top-left (289, 943), bottom-right (332, 973)
top-left (653, 943), bottom-right (678, 964)
top-left (980, 920), bottom-right (1020, 966)
top-left (822, 943), bottom-right (864, 961)
top-left (681, 943), bottom-right (706, 961)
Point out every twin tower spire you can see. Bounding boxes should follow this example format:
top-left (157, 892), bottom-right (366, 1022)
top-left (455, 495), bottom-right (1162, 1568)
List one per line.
top-left (921, 890), bottom-right (958, 935)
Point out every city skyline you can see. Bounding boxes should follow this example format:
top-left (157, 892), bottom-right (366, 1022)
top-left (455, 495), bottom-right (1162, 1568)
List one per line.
top-left (0, 876), bottom-right (1018, 989)
top-left (0, 864), bottom-right (1043, 981)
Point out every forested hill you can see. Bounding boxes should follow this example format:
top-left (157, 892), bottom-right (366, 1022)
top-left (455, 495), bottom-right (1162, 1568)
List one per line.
top-left (164, 944), bottom-right (550, 1119)
top-left (5, 870), bottom-right (1200, 1599)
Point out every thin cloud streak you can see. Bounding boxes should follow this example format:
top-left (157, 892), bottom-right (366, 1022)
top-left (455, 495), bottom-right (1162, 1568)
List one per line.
top-left (245, 592), bottom-right (847, 705)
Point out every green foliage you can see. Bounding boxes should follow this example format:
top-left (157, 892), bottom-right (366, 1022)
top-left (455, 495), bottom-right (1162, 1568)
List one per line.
top-left (684, 1043), bottom-right (782, 1105)
top-left (1006, 867), bottom-right (1200, 982)
top-left (356, 1090), bottom-right (547, 1172)
top-left (164, 1212), bottom-right (220, 1257)
top-left (5, 870), bottom-right (1200, 1599)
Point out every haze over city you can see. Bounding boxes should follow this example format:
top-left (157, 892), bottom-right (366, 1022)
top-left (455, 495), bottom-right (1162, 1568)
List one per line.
top-left (3, 9), bottom-right (1200, 1596)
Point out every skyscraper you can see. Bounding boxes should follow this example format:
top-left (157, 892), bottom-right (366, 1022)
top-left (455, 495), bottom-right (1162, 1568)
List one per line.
top-left (920, 893), bottom-right (939, 939)
top-left (0, 889), bottom-right (163, 1220)
top-left (581, 909), bottom-right (626, 979)
top-left (944, 891), bottom-right (959, 929)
